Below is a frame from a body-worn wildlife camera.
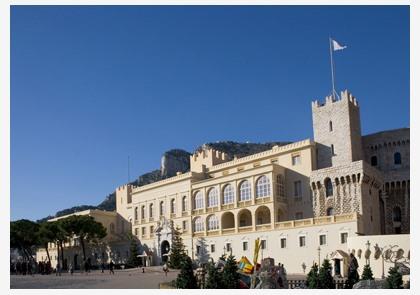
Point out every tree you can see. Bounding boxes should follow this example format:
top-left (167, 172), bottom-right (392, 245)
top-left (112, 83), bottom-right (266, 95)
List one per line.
top-left (306, 263), bottom-right (320, 288)
top-left (205, 261), bottom-right (222, 289)
top-left (127, 236), bottom-right (140, 267)
top-left (169, 226), bottom-right (187, 269)
top-left (176, 256), bottom-right (198, 289)
top-left (60, 215), bottom-right (107, 266)
top-left (37, 222), bottom-right (57, 265)
top-left (361, 264), bottom-right (374, 280)
top-left (318, 259), bottom-right (334, 289)
top-left (385, 266), bottom-right (403, 289)
top-left (10, 219), bottom-right (40, 264)
top-left (221, 254), bottom-right (240, 289)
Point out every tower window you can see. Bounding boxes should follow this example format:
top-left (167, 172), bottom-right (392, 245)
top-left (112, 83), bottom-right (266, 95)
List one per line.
top-left (329, 121), bottom-right (333, 132)
top-left (371, 156), bottom-right (378, 166)
top-left (325, 178), bottom-right (333, 197)
top-left (326, 207), bottom-right (334, 216)
top-left (331, 144), bottom-right (335, 156)
top-left (394, 152), bottom-right (402, 165)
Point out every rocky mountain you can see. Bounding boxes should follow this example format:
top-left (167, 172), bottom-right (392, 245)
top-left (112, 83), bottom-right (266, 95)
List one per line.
top-left (36, 141), bottom-right (289, 223)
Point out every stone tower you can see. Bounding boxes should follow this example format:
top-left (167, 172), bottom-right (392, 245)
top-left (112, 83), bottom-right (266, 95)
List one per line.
top-left (312, 90), bottom-right (363, 169)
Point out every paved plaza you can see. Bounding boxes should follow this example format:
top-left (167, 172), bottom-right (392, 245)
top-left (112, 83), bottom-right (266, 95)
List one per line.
top-left (10, 266), bottom-right (179, 289)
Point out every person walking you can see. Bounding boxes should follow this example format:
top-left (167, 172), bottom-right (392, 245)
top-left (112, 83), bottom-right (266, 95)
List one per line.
top-left (101, 262), bottom-right (105, 273)
top-left (68, 263), bottom-right (74, 275)
top-left (109, 261), bottom-right (115, 275)
top-left (55, 262), bottom-right (61, 276)
top-left (163, 263), bottom-right (169, 277)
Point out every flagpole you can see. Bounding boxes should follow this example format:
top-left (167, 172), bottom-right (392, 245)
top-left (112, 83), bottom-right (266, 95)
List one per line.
top-left (329, 37), bottom-right (336, 100)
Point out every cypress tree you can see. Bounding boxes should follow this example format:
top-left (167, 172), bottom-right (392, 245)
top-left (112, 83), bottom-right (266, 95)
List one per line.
top-left (385, 266), bottom-right (403, 289)
top-left (361, 264), bottom-right (374, 281)
top-left (127, 238), bottom-right (140, 267)
top-left (175, 256), bottom-right (198, 289)
top-left (169, 226), bottom-right (186, 269)
top-left (221, 254), bottom-right (240, 289)
top-left (306, 263), bottom-right (320, 289)
top-left (318, 259), bottom-right (335, 289)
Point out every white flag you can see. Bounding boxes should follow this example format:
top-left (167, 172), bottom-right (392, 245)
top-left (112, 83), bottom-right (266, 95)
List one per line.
top-left (332, 39), bottom-right (347, 51)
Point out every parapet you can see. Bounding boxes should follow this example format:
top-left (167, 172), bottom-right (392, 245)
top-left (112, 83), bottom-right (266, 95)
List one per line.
top-left (190, 147), bottom-right (231, 172)
top-left (312, 89), bottom-right (358, 109)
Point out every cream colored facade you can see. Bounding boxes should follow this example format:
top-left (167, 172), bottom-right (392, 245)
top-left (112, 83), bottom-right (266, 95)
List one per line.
top-left (36, 209), bottom-right (130, 269)
top-left (115, 89), bottom-right (410, 277)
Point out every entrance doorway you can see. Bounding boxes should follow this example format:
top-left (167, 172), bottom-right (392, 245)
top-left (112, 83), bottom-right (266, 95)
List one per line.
top-left (161, 240), bottom-right (170, 263)
top-left (334, 259), bottom-right (341, 276)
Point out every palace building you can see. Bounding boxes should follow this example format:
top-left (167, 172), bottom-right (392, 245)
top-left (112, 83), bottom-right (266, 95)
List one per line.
top-left (36, 89), bottom-right (410, 277)
top-left (115, 89), bottom-right (410, 276)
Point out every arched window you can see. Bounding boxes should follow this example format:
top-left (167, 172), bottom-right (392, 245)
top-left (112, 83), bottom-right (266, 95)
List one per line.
top-left (325, 178), bottom-right (333, 197)
top-left (193, 217), bottom-right (204, 232)
top-left (329, 121), bottom-right (333, 132)
top-left (393, 207), bottom-right (402, 222)
top-left (394, 152), bottom-right (402, 165)
top-left (159, 201), bottom-right (165, 216)
top-left (256, 175), bottom-right (271, 198)
top-left (141, 205), bottom-right (145, 219)
top-left (239, 180), bottom-right (251, 201)
top-left (371, 156), bottom-right (378, 166)
top-left (182, 196), bottom-right (187, 212)
top-left (223, 184), bottom-right (234, 204)
top-left (170, 199), bottom-right (176, 214)
top-left (326, 207), bottom-right (334, 216)
top-left (134, 207), bottom-right (138, 221)
top-left (207, 215), bottom-right (219, 231)
top-left (149, 203), bottom-right (154, 218)
top-left (194, 191), bottom-right (204, 209)
top-left (207, 188), bottom-right (218, 208)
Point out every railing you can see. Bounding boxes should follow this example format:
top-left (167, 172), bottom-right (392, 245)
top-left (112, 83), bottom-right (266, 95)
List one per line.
top-left (238, 200), bottom-right (252, 208)
top-left (221, 228), bottom-right (235, 234)
top-left (221, 204), bottom-right (234, 210)
top-left (238, 226), bottom-right (253, 233)
top-left (192, 209), bottom-right (204, 215)
top-left (295, 219), bottom-right (313, 227)
top-left (149, 217), bottom-right (154, 222)
top-left (192, 231), bottom-right (204, 237)
top-left (255, 196), bottom-right (271, 204)
top-left (207, 230), bottom-right (220, 236)
top-left (314, 216), bottom-right (334, 224)
top-left (274, 213), bottom-right (358, 230)
top-left (170, 213), bottom-right (176, 218)
top-left (334, 212), bottom-right (357, 222)
top-left (256, 224), bottom-right (272, 231)
top-left (134, 220), bottom-right (139, 225)
top-left (182, 211), bottom-right (189, 217)
top-left (287, 279), bottom-right (348, 289)
top-left (206, 207), bottom-right (219, 213)
top-left (140, 218), bottom-right (146, 223)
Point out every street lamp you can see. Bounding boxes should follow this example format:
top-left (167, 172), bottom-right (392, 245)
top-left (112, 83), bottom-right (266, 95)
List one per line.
top-left (317, 246), bottom-right (321, 266)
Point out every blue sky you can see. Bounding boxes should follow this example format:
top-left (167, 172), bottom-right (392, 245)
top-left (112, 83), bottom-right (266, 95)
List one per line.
top-left (11, 6), bottom-right (409, 221)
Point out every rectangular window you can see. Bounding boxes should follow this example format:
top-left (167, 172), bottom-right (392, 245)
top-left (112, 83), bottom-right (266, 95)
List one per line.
top-left (319, 234), bottom-right (327, 245)
top-left (196, 245), bottom-right (201, 255)
top-left (295, 212), bottom-right (303, 220)
top-left (243, 241), bottom-right (248, 251)
top-left (226, 243), bottom-right (231, 252)
top-left (280, 238), bottom-right (287, 249)
top-left (261, 240), bottom-right (267, 250)
top-left (292, 155), bottom-right (301, 166)
top-left (134, 228), bottom-right (139, 236)
top-left (182, 220), bottom-right (187, 230)
top-left (299, 236), bottom-right (306, 247)
top-left (141, 227), bottom-right (145, 236)
top-left (211, 244), bottom-right (215, 253)
top-left (150, 226), bottom-right (154, 234)
top-left (331, 144), bottom-right (335, 156)
top-left (294, 181), bottom-right (302, 197)
top-left (341, 232), bottom-right (348, 244)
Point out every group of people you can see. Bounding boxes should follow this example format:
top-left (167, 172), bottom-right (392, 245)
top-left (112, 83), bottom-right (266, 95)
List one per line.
top-left (10, 261), bottom-right (35, 275)
top-left (38, 261), bottom-right (53, 275)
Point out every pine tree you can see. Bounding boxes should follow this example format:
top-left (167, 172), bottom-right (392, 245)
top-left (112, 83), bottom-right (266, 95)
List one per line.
top-left (221, 254), bottom-right (240, 289)
top-left (306, 263), bottom-right (320, 289)
top-left (126, 238), bottom-right (140, 268)
top-left (361, 264), bottom-right (374, 281)
top-left (175, 256), bottom-right (198, 289)
top-left (318, 259), bottom-right (335, 289)
top-left (385, 266), bottom-right (403, 289)
top-left (205, 261), bottom-right (222, 289)
top-left (169, 226), bottom-right (187, 269)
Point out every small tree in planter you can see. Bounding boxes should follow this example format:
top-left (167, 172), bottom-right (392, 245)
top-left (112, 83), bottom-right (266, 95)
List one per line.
top-left (361, 264), bottom-right (374, 281)
top-left (175, 256), bottom-right (198, 289)
top-left (205, 261), bottom-right (222, 289)
top-left (306, 263), bottom-right (320, 288)
top-left (385, 266), bottom-right (403, 289)
top-left (318, 259), bottom-right (335, 289)
top-left (221, 254), bottom-right (239, 289)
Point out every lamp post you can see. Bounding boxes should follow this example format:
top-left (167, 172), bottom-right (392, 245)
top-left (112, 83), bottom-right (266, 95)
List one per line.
top-left (317, 246), bottom-right (321, 266)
